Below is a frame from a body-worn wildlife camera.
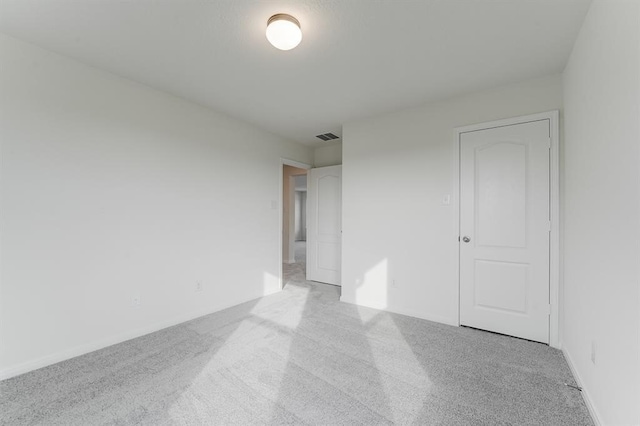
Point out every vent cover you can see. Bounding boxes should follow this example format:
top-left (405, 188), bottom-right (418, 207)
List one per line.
top-left (316, 132), bottom-right (340, 141)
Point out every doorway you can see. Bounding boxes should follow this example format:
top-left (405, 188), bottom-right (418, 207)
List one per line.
top-left (293, 175), bottom-right (307, 269)
top-left (281, 161), bottom-right (310, 289)
top-left (294, 177), bottom-right (307, 254)
top-left (454, 111), bottom-right (560, 346)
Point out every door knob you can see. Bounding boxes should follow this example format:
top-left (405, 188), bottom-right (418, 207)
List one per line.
top-left (462, 236), bottom-right (470, 243)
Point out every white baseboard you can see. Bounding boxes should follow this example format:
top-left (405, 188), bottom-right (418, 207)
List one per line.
top-left (0, 291), bottom-right (275, 381)
top-left (562, 348), bottom-right (602, 426)
top-left (339, 296), bottom-right (458, 327)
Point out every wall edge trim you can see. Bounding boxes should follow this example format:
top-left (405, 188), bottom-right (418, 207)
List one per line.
top-left (0, 290), bottom-right (277, 381)
top-left (339, 296), bottom-right (458, 327)
top-left (562, 348), bottom-right (603, 426)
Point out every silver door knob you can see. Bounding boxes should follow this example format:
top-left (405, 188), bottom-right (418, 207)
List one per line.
top-left (462, 236), bottom-right (470, 243)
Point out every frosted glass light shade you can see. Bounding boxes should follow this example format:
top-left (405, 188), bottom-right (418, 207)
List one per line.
top-left (266, 14), bottom-right (302, 51)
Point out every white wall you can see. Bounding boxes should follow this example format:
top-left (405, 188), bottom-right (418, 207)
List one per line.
top-left (314, 143), bottom-right (342, 167)
top-left (562, 1), bottom-right (640, 424)
top-left (341, 74), bottom-right (562, 325)
top-left (0, 34), bottom-right (312, 378)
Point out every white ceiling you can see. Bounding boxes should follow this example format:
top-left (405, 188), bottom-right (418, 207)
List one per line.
top-left (0, 0), bottom-right (591, 146)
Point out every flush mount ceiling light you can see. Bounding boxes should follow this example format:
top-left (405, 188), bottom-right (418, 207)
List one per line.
top-left (266, 14), bottom-right (302, 51)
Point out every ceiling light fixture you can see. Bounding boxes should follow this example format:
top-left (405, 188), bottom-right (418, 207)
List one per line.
top-left (266, 14), bottom-right (302, 51)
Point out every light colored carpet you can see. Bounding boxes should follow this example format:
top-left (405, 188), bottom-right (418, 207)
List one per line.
top-left (1, 241), bottom-right (592, 425)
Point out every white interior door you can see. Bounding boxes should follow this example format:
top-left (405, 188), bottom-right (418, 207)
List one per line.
top-left (459, 120), bottom-right (550, 343)
top-left (307, 165), bottom-right (342, 286)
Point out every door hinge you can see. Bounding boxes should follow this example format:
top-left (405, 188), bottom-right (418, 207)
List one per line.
top-left (548, 221), bottom-right (552, 232)
top-left (544, 304), bottom-right (551, 315)
top-left (547, 137), bottom-right (552, 149)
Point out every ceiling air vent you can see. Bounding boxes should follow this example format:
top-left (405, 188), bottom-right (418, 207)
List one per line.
top-left (316, 132), bottom-right (340, 141)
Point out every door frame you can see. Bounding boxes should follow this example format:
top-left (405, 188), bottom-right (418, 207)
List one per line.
top-left (452, 111), bottom-right (560, 348)
top-left (279, 158), bottom-right (312, 289)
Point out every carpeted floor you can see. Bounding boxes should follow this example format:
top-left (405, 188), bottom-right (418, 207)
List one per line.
top-left (0, 241), bottom-right (592, 425)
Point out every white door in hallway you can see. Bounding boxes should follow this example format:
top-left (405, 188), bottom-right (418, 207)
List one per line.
top-left (459, 120), bottom-right (550, 343)
top-left (307, 165), bottom-right (342, 286)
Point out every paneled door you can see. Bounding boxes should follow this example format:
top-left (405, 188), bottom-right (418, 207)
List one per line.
top-left (307, 165), bottom-right (342, 286)
top-left (459, 120), bottom-right (550, 343)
